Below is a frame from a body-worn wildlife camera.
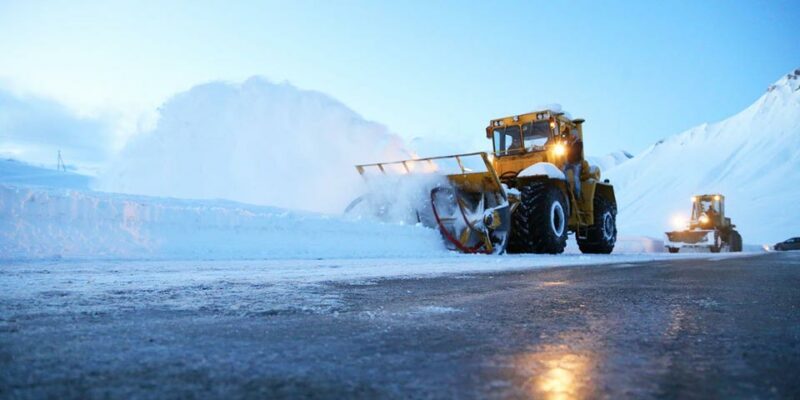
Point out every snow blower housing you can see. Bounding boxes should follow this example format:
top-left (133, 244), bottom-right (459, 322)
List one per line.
top-left (351, 109), bottom-right (617, 255)
top-left (665, 194), bottom-right (743, 253)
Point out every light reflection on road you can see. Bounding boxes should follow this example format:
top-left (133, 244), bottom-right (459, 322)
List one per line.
top-left (511, 342), bottom-right (596, 399)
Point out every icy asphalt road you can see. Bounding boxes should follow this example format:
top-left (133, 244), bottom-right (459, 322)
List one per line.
top-left (1, 252), bottom-right (799, 399)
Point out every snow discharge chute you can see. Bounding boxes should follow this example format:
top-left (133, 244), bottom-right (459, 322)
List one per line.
top-left (347, 152), bottom-right (512, 254)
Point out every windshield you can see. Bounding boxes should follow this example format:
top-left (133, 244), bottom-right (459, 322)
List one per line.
top-left (693, 198), bottom-right (721, 221)
top-left (492, 121), bottom-right (551, 155)
top-left (492, 125), bottom-right (522, 155)
top-left (523, 121), bottom-right (551, 148)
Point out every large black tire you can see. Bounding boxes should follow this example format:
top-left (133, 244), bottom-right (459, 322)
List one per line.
top-left (577, 196), bottom-right (617, 254)
top-left (507, 181), bottom-right (568, 254)
top-left (730, 230), bottom-right (743, 252)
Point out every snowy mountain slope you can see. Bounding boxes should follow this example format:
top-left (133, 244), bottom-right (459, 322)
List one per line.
top-left (607, 68), bottom-right (800, 244)
top-left (0, 158), bottom-right (92, 189)
top-left (587, 150), bottom-right (634, 174)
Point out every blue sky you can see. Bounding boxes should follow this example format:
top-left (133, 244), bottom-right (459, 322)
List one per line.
top-left (0, 0), bottom-right (798, 157)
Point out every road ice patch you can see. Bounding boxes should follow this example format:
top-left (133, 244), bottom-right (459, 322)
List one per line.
top-left (415, 305), bottom-right (461, 314)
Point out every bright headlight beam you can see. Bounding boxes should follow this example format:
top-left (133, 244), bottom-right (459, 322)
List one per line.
top-left (553, 143), bottom-right (566, 156)
top-left (671, 215), bottom-right (686, 230)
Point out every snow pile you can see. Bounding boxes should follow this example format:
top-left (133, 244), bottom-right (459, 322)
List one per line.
top-left (98, 78), bottom-right (411, 214)
top-left (607, 68), bottom-right (800, 244)
top-left (0, 184), bottom-right (445, 261)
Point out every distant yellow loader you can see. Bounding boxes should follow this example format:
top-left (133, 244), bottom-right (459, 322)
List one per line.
top-left (665, 194), bottom-right (743, 253)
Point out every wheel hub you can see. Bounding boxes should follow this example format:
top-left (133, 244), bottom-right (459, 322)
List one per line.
top-left (602, 212), bottom-right (614, 241)
top-left (550, 201), bottom-right (565, 237)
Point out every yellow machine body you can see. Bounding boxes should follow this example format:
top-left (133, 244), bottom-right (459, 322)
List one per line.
top-left (353, 108), bottom-right (617, 253)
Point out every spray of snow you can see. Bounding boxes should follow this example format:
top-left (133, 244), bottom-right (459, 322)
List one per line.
top-left (98, 77), bottom-right (412, 214)
top-left (607, 68), bottom-right (800, 244)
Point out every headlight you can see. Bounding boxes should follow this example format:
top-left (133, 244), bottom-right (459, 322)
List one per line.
top-left (552, 143), bottom-right (566, 156)
top-left (699, 215), bottom-right (709, 224)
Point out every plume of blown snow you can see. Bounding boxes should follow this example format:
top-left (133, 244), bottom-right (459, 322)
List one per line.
top-left (98, 77), bottom-right (412, 214)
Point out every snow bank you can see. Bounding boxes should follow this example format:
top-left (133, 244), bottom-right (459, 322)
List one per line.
top-left (607, 68), bottom-right (800, 245)
top-left (0, 184), bottom-right (446, 261)
top-left (98, 78), bottom-right (411, 214)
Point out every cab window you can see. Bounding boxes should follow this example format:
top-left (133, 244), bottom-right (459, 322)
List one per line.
top-left (493, 126), bottom-right (522, 155)
top-left (522, 121), bottom-right (551, 149)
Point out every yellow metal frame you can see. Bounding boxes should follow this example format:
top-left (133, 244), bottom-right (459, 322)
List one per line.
top-left (356, 152), bottom-right (507, 199)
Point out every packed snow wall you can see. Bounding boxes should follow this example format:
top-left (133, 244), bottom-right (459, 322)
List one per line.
top-left (98, 77), bottom-right (411, 214)
top-left (0, 185), bottom-right (446, 261)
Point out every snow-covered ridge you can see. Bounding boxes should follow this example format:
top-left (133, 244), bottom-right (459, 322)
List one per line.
top-left (767, 68), bottom-right (800, 93)
top-left (0, 158), bottom-right (91, 190)
top-left (607, 67), bottom-right (800, 244)
top-left (586, 150), bottom-right (633, 174)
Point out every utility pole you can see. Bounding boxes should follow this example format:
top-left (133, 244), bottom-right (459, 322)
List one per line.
top-left (57, 150), bottom-right (66, 172)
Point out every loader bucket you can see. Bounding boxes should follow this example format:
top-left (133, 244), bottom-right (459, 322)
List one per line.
top-left (351, 152), bottom-right (511, 254)
top-left (665, 229), bottom-right (717, 253)
top-left (665, 230), bottom-right (713, 244)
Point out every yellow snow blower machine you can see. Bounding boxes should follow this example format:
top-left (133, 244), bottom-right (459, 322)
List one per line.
top-left (348, 109), bottom-right (617, 255)
top-left (665, 194), bottom-right (743, 253)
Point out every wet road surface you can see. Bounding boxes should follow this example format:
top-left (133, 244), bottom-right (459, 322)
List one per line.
top-left (2, 252), bottom-right (800, 399)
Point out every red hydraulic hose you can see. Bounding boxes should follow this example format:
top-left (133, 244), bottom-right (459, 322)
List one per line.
top-left (430, 187), bottom-right (490, 254)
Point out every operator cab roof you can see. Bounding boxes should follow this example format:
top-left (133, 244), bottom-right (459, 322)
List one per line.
top-left (487, 109), bottom-right (584, 133)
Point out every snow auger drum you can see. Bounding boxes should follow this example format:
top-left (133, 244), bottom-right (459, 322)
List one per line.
top-left (348, 152), bottom-right (512, 254)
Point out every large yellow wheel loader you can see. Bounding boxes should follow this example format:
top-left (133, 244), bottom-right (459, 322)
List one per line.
top-left (665, 194), bottom-right (743, 253)
top-left (349, 109), bottom-right (617, 255)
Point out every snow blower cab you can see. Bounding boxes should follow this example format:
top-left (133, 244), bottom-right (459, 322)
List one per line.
top-left (349, 108), bottom-right (617, 255)
top-left (665, 194), bottom-right (743, 253)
